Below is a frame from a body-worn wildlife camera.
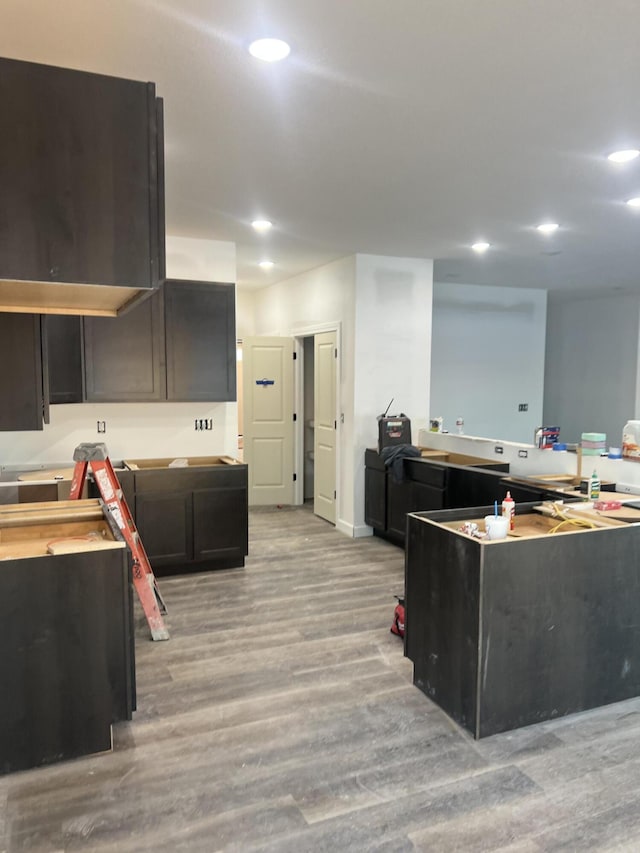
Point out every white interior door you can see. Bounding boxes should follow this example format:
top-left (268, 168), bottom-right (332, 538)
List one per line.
top-left (243, 336), bottom-right (295, 506)
top-left (314, 331), bottom-right (337, 523)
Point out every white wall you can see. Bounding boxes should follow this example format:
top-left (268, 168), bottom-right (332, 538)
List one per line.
top-left (251, 253), bottom-right (434, 537)
top-left (430, 282), bottom-right (547, 443)
top-left (353, 254), bottom-right (433, 533)
top-left (236, 289), bottom-right (256, 339)
top-left (544, 292), bottom-right (640, 446)
top-left (0, 237), bottom-right (239, 467)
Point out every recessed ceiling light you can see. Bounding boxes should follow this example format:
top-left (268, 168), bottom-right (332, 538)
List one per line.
top-left (536, 222), bottom-right (559, 234)
top-left (251, 219), bottom-right (273, 233)
top-left (626, 197), bottom-right (640, 207)
top-left (608, 149), bottom-right (640, 163)
top-left (471, 242), bottom-right (490, 253)
top-left (259, 260), bottom-right (275, 270)
top-left (248, 38), bottom-right (290, 62)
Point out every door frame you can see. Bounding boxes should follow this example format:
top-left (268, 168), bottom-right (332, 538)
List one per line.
top-left (293, 322), bottom-right (341, 514)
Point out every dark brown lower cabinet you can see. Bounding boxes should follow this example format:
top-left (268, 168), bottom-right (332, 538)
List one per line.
top-left (364, 449), bottom-right (512, 547)
top-left (115, 459), bottom-right (248, 576)
top-left (0, 547), bottom-right (134, 774)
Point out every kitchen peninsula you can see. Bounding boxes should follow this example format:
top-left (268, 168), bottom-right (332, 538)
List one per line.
top-left (405, 501), bottom-right (640, 738)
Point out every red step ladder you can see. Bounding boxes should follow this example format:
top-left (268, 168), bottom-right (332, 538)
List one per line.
top-left (69, 442), bottom-right (169, 641)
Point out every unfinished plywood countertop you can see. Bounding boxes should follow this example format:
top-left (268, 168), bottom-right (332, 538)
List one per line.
top-left (0, 499), bottom-right (124, 560)
top-left (123, 456), bottom-right (242, 470)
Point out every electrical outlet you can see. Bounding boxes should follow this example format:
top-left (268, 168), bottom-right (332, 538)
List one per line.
top-left (616, 482), bottom-right (640, 495)
top-left (518, 449), bottom-right (528, 458)
top-left (495, 445), bottom-right (504, 454)
top-left (97, 420), bottom-right (106, 434)
top-left (518, 403), bottom-right (528, 412)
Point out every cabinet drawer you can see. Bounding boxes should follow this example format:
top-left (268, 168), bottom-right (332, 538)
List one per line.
top-left (408, 460), bottom-right (448, 488)
top-left (132, 467), bottom-right (246, 493)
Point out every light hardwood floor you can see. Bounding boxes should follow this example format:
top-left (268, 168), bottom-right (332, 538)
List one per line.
top-left (3, 505), bottom-right (640, 851)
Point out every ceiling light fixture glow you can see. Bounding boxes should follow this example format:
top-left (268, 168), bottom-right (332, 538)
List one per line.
top-left (248, 38), bottom-right (290, 62)
top-left (259, 260), bottom-right (275, 270)
top-left (536, 222), bottom-right (559, 234)
top-left (608, 149), bottom-right (640, 163)
top-left (626, 197), bottom-right (640, 207)
top-left (471, 241), bottom-right (490, 253)
top-left (252, 219), bottom-right (273, 232)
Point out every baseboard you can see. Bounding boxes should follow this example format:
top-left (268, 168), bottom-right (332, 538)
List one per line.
top-left (336, 519), bottom-right (373, 538)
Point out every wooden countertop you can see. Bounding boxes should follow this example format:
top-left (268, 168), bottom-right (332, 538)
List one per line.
top-left (17, 467), bottom-right (75, 482)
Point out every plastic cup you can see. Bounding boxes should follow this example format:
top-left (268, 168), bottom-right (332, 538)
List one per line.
top-left (484, 515), bottom-right (509, 540)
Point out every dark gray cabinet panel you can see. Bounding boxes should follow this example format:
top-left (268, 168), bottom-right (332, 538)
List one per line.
top-left (84, 291), bottom-right (165, 401)
top-left (364, 467), bottom-right (386, 530)
top-left (135, 491), bottom-right (192, 567)
top-left (193, 486), bottom-right (248, 561)
top-left (0, 56), bottom-right (163, 290)
top-left (165, 281), bottom-right (236, 402)
top-left (0, 548), bottom-right (134, 774)
top-left (0, 313), bottom-right (45, 431)
top-left (45, 315), bottom-right (84, 404)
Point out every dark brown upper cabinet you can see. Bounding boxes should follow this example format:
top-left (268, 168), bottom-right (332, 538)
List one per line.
top-left (164, 281), bottom-right (236, 402)
top-left (44, 315), bottom-right (84, 404)
top-left (0, 313), bottom-right (47, 430)
top-left (84, 291), bottom-right (165, 402)
top-left (50, 281), bottom-right (236, 403)
top-left (0, 56), bottom-right (165, 317)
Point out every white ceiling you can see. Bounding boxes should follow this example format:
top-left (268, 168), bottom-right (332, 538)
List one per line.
top-left (3, 0), bottom-right (640, 295)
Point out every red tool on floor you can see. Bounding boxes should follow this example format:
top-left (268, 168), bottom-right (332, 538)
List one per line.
top-left (69, 442), bottom-right (169, 641)
top-left (390, 595), bottom-right (405, 638)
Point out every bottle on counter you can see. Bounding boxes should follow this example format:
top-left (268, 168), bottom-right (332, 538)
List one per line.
top-left (590, 470), bottom-right (601, 501)
top-left (502, 491), bottom-right (515, 531)
top-left (455, 417), bottom-right (464, 435)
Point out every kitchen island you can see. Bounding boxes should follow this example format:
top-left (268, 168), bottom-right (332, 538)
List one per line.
top-left (405, 502), bottom-right (640, 738)
top-left (0, 499), bottom-right (135, 773)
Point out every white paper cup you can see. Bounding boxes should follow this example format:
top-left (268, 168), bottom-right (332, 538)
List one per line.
top-left (484, 515), bottom-right (508, 540)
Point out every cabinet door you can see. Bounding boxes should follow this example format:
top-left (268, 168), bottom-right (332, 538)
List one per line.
top-left (193, 486), bottom-right (248, 562)
top-left (84, 290), bottom-right (165, 401)
top-left (365, 467), bottom-right (387, 530)
top-left (45, 315), bottom-right (84, 404)
top-left (135, 491), bottom-right (193, 568)
top-left (386, 478), bottom-right (421, 543)
top-left (0, 57), bottom-right (161, 289)
top-left (0, 313), bottom-right (44, 431)
top-left (412, 481), bottom-right (445, 512)
top-left (164, 281), bottom-right (236, 401)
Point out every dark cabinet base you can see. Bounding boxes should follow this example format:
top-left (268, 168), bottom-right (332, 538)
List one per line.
top-left (117, 459), bottom-right (248, 575)
top-left (406, 504), bottom-right (640, 738)
top-left (0, 548), bottom-right (134, 774)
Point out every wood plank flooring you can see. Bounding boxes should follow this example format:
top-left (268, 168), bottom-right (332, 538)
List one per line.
top-left (4, 505), bottom-right (640, 851)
